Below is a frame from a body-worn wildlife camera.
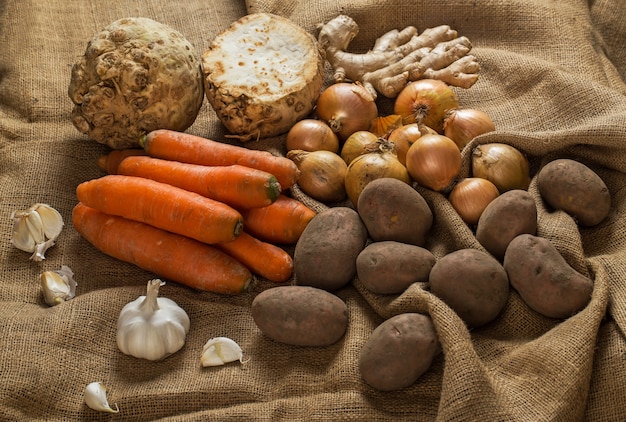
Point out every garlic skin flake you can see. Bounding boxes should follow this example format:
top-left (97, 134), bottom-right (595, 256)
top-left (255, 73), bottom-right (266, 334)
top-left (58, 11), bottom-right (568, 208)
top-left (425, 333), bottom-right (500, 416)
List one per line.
top-left (84, 382), bottom-right (119, 413)
top-left (41, 265), bottom-right (77, 306)
top-left (117, 279), bottom-right (190, 361)
top-left (11, 203), bottom-right (64, 261)
top-left (201, 337), bottom-right (245, 367)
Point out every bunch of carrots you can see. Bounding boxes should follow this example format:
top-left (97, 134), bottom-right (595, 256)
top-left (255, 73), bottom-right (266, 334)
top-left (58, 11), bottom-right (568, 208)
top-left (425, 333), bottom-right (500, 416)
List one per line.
top-left (72, 129), bottom-right (317, 295)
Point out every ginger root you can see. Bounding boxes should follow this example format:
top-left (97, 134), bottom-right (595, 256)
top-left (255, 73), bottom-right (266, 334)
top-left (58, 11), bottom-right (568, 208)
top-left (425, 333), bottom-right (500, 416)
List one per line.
top-left (317, 15), bottom-right (480, 99)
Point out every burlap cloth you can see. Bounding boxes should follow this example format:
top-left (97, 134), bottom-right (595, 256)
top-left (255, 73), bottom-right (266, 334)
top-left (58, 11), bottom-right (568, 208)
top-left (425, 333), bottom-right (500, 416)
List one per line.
top-left (1, 0), bottom-right (625, 420)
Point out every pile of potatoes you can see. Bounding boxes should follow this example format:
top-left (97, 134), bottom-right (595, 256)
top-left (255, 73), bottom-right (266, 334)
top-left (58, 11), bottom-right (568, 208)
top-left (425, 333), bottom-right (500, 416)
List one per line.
top-left (251, 146), bottom-right (611, 391)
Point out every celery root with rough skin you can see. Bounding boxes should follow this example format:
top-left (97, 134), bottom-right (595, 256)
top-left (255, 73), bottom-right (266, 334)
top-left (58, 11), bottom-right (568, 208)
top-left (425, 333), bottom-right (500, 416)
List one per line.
top-left (317, 15), bottom-right (480, 99)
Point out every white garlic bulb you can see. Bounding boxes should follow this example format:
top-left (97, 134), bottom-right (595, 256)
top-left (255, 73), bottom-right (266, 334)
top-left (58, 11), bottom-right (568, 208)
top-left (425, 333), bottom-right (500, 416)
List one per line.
top-left (201, 337), bottom-right (246, 367)
top-left (40, 265), bottom-right (77, 306)
top-left (11, 203), bottom-right (64, 261)
top-left (84, 382), bottom-right (119, 413)
top-left (116, 279), bottom-right (190, 361)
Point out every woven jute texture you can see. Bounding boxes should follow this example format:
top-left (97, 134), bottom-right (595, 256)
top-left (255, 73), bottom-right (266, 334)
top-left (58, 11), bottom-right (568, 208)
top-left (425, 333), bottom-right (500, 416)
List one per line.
top-left (1, 0), bottom-right (625, 420)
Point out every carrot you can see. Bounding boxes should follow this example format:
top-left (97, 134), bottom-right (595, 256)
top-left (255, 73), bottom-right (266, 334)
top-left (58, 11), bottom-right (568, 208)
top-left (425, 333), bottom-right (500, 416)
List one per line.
top-left (140, 129), bottom-right (300, 190)
top-left (72, 203), bottom-right (252, 294)
top-left (76, 174), bottom-right (243, 244)
top-left (117, 155), bottom-right (281, 209)
top-left (240, 194), bottom-right (316, 244)
top-left (216, 231), bottom-right (294, 283)
top-left (97, 149), bottom-right (147, 174)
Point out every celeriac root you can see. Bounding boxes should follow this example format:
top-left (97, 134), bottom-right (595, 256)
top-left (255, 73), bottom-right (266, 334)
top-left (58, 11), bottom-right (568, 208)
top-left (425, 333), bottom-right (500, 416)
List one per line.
top-left (317, 15), bottom-right (480, 99)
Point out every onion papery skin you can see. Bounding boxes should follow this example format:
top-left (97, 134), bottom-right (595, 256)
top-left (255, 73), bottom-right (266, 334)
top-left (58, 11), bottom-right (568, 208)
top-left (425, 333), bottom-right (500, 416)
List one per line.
top-left (405, 134), bottom-right (461, 193)
top-left (286, 119), bottom-right (340, 153)
top-left (340, 130), bottom-right (380, 165)
top-left (387, 123), bottom-right (429, 166)
top-left (443, 108), bottom-right (496, 150)
top-left (316, 82), bottom-right (378, 141)
top-left (344, 148), bottom-right (410, 206)
top-left (287, 149), bottom-right (348, 203)
top-left (449, 177), bottom-right (500, 225)
top-left (471, 143), bottom-right (531, 192)
top-left (393, 79), bottom-right (459, 134)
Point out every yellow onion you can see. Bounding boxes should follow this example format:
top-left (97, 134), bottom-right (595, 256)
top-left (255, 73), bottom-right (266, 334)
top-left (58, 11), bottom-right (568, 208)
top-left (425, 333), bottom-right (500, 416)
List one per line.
top-left (449, 178), bottom-right (500, 225)
top-left (344, 139), bottom-right (410, 206)
top-left (340, 130), bottom-right (379, 165)
top-left (387, 123), bottom-right (435, 166)
top-left (393, 79), bottom-right (459, 133)
top-left (405, 134), bottom-right (461, 193)
top-left (316, 82), bottom-right (379, 141)
top-left (285, 119), bottom-right (340, 153)
top-left (443, 108), bottom-right (496, 150)
top-left (472, 143), bottom-right (531, 192)
top-left (287, 149), bottom-right (348, 203)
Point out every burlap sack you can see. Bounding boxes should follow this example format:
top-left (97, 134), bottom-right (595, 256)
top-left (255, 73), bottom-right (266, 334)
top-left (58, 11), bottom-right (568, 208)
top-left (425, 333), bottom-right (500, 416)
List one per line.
top-left (1, 0), bottom-right (624, 420)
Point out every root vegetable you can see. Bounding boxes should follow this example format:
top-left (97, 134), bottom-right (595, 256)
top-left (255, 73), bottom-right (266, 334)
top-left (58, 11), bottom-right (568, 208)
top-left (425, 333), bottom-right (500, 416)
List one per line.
top-left (240, 195), bottom-right (316, 245)
top-left (357, 177), bottom-right (433, 247)
top-left (76, 175), bottom-right (243, 244)
top-left (69, 17), bottom-right (204, 149)
top-left (141, 129), bottom-right (300, 190)
top-left (72, 203), bottom-right (252, 294)
top-left (117, 156), bottom-right (281, 209)
top-left (359, 313), bottom-right (440, 391)
top-left (536, 158), bottom-right (611, 226)
top-left (287, 149), bottom-right (348, 203)
top-left (504, 234), bottom-right (593, 319)
top-left (318, 15), bottom-right (479, 99)
top-left (429, 249), bottom-right (510, 327)
top-left (202, 13), bottom-right (325, 141)
top-left (251, 285), bottom-right (348, 346)
top-left (294, 207), bottom-right (368, 291)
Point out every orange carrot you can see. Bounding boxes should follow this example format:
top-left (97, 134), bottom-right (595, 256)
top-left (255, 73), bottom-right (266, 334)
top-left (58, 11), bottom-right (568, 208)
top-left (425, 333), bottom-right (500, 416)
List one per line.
top-left (140, 129), bottom-right (300, 190)
top-left (216, 231), bottom-right (294, 283)
top-left (117, 155), bottom-right (281, 209)
top-left (72, 203), bottom-right (252, 294)
top-left (97, 149), bottom-right (147, 174)
top-left (240, 195), bottom-right (316, 244)
top-left (76, 174), bottom-right (243, 244)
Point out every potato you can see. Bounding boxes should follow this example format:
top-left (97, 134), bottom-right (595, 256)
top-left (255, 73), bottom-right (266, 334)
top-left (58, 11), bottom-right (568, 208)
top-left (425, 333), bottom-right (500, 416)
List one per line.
top-left (537, 158), bottom-right (611, 226)
top-left (429, 248), bottom-right (509, 327)
top-left (356, 241), bottom-right (436, 294)
top-left (357, 178), bottom-right (433, 246)
top-left (476, 189), bottom-right (537, 260)
top-left (503, 234), bottom-right (593, 319)
top-left (294, 207), bottom-right (368, 291)
top-left (359, 313), bottom-right (440, 391)
top-left (251, 285), bottom-right (348, 346)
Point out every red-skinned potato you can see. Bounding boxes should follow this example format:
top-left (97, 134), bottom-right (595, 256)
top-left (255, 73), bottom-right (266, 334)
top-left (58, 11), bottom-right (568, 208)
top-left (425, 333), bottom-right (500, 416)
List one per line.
top-left (251, 285), bottom-right (348, 346)
top-left (429, 248), bottom-right (509, 327)
top-left (503, 234), bottom-right (593, 319)
top-left (294, 207), bottom-right (368, 291)
top-left (359, 313), bottom-right (441, 391)
top-left (356, 241), bottom-right (436, 294)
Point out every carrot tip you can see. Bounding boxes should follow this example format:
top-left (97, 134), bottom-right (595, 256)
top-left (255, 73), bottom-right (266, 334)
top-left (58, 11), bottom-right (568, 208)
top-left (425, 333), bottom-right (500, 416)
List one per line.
top-left (267, 177), bottom-right (282, 202)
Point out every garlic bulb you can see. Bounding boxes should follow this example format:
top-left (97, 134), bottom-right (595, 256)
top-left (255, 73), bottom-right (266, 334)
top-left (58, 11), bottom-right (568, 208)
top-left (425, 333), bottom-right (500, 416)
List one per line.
top-left (84, 382), bottom-right (119, 413)
top-left (116, 279), bottom-right (190, 361)
top-left (40, 265), bottom-right (77, 306)
top-left (11, 203), bottom-right (64, 261)
top-left (200, 337), bottom-right (246, 367)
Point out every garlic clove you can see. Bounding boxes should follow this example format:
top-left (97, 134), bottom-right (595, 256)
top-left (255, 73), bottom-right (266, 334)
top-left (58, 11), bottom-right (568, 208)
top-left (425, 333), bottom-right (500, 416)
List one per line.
top-left (201, 337), bottom-right (245, 367)
top-left (41, 266), bottom-right (77, 306)
top-left (84, 382), bottom-right (119, 413)
top-left (10, 203), bottom-right (64, 261)
top-left (35, 204), bottom-right (64, 240)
